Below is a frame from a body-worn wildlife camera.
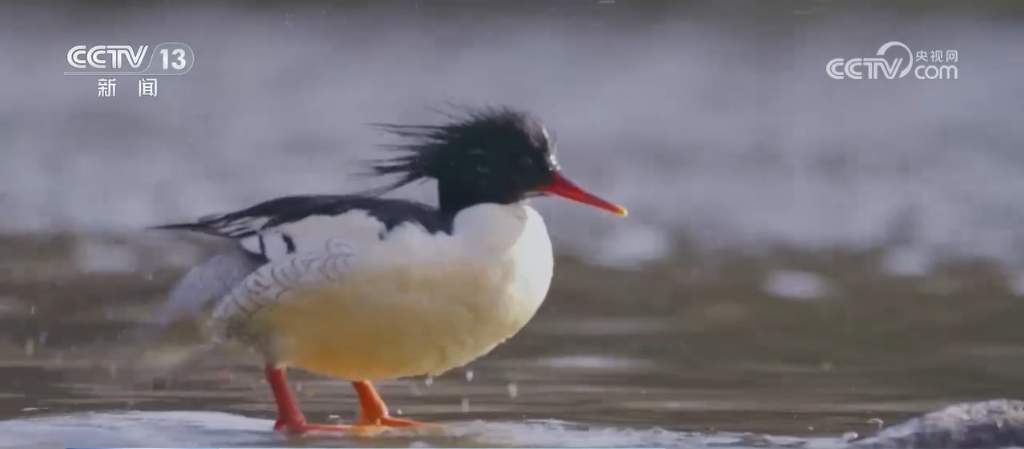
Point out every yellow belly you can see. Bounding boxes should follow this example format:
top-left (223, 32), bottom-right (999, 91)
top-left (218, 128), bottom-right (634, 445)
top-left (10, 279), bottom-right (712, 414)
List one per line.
top-left (248, 262), bottom-right (543, 380)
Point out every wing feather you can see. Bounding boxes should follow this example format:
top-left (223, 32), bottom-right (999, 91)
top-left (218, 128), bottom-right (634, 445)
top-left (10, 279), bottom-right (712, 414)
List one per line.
top-left (211, 245), bottom-right (357, 342)
top-left (154, 195), bottom-right (448, 240)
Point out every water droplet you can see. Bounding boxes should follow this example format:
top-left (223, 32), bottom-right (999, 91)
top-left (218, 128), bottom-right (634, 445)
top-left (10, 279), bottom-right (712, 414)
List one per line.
top-left (395, 408), bottom-right (403, 416)
top-left (867, 417), bottom-right (884, 430)
top-left (465, 370), bottom-right (474, 382)
top-left (424, 376), bottom-right (434, 387)
top-left (507, 382), bottom-right (518, 399)
top-left (842, 431), bottom-right (859, 441)
top-left (461, 398), bottom-right (470, 413)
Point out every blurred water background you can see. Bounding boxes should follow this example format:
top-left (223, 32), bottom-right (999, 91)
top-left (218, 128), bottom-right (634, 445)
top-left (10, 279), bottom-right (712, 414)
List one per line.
top-left (1, 1), bottom-right (1024, 448)
top-left (0, 1), bottom-right (1021, 269)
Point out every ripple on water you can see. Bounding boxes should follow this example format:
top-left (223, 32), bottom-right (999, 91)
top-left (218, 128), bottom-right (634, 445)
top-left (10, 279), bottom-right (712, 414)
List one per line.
top-left (0, 411), bottom-right (851, 449)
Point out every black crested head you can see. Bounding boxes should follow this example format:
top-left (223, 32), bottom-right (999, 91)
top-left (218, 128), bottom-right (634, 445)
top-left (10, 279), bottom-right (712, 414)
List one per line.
top-left (372, 106), bottom-right (560, 215)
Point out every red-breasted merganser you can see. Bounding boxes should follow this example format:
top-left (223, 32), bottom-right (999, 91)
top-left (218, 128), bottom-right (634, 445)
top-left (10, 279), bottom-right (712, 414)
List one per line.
top-left (155, 107), bottom-right (627, 434)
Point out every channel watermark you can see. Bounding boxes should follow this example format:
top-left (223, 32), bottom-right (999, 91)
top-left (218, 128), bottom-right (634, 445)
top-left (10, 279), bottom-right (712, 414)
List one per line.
top-left (65, 42), bottom-right (194, 75)
top-left (64, 42), bottom-right (194, 98)
top-left (826, 41), bottom-right (959, 80)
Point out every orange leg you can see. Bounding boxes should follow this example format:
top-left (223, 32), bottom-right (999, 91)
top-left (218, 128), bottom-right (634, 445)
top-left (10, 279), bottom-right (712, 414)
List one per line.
top-left (265, 364), bottom-right (349, 435)
top-left (352, 380), bottom-right (424, 427)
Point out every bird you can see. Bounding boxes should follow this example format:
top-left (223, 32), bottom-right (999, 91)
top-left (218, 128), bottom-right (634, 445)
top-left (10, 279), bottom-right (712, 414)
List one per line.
top-left (152, 106), bottom-right (627, 435)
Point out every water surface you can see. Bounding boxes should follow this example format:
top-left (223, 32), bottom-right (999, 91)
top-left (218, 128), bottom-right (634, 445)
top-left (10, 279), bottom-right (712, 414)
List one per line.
top-left (2, 235), bottom-right (1023, 447)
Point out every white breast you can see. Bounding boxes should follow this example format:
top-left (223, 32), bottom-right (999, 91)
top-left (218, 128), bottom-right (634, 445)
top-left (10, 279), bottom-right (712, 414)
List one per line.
top-left (212, 202), bottom-right (554, 380)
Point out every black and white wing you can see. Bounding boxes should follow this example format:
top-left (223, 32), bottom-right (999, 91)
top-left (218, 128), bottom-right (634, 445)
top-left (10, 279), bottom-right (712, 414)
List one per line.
top-left (152, 194), bottom-right (451, 342)
top-left (155, 195), bottom-right (356, 239)
top-left (155, 195), bottom-right (450, 260)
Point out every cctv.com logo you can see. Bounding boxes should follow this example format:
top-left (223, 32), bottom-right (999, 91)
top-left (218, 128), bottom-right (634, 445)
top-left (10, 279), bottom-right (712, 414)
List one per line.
top-left (826, 41), bottom-right (959, 80)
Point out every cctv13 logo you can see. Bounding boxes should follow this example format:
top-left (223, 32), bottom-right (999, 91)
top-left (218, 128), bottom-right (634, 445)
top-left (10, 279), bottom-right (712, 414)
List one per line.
top-left (65, 42), bottom-right (194, 75)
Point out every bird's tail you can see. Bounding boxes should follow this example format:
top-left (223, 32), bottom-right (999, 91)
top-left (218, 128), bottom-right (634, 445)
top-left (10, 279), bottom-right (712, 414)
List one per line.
top-left (149, 222), bottom-right (206, 231)
top-left (118, 249), bottom-right (262, 382)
